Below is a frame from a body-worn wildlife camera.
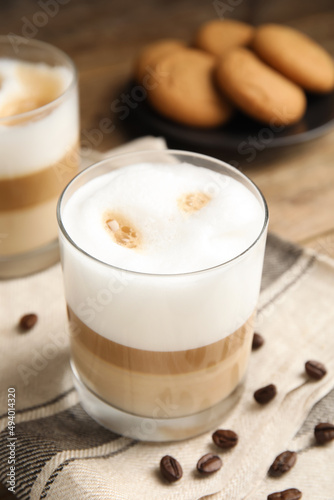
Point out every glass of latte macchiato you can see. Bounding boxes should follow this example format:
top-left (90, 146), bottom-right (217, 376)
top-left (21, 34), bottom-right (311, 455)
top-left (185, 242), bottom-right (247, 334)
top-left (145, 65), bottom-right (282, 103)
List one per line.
top-left (0, 36), bottom-right (79, 278)
top-left (57, 150), bottom-right (268, 441)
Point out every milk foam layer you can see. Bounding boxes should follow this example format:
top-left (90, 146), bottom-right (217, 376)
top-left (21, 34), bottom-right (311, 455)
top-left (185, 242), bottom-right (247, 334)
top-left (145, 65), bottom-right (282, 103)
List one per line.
top-left (63, 162), bottom-right (264, 274)
top-left (0, 58), bottom-right (78, 177)
top-left (61, 161), bottom-right (267, 351)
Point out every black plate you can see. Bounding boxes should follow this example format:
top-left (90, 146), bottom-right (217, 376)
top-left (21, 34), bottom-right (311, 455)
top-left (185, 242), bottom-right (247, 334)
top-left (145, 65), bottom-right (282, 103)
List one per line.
top-left (130, 88), bottom-right (334, 151)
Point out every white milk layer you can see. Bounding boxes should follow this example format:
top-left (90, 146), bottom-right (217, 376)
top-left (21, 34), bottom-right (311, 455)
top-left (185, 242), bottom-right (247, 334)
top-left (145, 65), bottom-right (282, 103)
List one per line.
top-left (61, 162), bottom-right (267, 351)
top-left (0, 58), bottom-right (78, 178)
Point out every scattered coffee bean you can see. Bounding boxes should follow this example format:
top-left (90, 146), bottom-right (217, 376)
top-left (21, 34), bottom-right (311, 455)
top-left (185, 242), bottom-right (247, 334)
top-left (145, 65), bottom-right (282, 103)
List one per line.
top-left (254, 384), bottom-right (277, 404)
top-left (160, 455), bottom-right (183, 483)
top-left (267, 488), bottom-right (302, 500)
top-left (314, 422), bottom-right (334, 444)
top-left (305, 360), bottom-right (327, 380)
top-left (19, 313), bottom-right (38, 331)
top-left (197, 453), bottom-right (222, 475)
top-left (252, 332), bottom-right (264, 350)
top-left (269, 451), bottom-right (297, 477)
top-left (212, 429), bottom-right (238, 449)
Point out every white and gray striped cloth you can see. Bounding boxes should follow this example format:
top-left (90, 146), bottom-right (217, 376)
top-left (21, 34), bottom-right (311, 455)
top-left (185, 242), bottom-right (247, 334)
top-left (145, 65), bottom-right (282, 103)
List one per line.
top-left (1, 141), bottom-right (334, 500)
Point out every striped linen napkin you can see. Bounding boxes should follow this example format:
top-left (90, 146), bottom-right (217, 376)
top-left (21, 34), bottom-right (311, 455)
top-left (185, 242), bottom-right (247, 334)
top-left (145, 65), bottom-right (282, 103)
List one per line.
top-left (1, 138), bottom-right (334, 500)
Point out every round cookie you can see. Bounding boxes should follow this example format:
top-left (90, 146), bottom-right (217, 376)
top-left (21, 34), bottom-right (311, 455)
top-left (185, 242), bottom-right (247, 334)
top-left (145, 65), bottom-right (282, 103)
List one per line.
top-left (252, 24), bottom-right (334, 93)
top-left (216, 48), bottom-right (306, 125)
top-left (147, 49), bottom-right (233, 128)
top-left (134, 39), bottom-right (187, 83)
top-left (194, 19), bottom-right (255, 57)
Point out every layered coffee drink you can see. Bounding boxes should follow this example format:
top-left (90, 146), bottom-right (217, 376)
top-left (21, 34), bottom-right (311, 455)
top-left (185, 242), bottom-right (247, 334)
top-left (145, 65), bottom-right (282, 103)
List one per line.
top-left (58, 152), bottom-right (268, 440)
top-left (0, 39), bottom-right (79, 276)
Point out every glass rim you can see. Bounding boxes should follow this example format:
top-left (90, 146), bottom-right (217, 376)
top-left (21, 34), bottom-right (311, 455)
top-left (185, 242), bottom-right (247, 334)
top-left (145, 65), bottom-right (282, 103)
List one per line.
top-left (57, 149), bottom-right (269, 277)
top-left (0, 35), bottom-right (77, 124)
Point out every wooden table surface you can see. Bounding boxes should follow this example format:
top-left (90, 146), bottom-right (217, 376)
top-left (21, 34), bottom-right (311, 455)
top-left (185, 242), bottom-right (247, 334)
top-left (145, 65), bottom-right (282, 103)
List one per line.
top-left (1, 0), bottom-right (334, 498)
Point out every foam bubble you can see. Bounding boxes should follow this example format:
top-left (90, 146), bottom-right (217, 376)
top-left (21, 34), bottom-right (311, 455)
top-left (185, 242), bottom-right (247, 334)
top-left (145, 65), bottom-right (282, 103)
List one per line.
top-left (63, 162), bottom-right (264, 274)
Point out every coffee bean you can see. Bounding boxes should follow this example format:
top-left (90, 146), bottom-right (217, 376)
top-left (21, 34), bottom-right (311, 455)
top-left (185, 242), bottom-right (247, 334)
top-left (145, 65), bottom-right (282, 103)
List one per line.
top-left (160, 455), bottom-right (183, 482)
top-left (212, 429), bottom-right (238, 449)
top-left (267, 488), bottom-right (302, 500)
top-left (252, 332), bottom-right (264, 350)
top-left (269, 451), bottom-right (297, 477)
top-left (314, 422), bottom-right (334, 444)
top-left (305, 360), bottom-right (327, 380)
top-left (197, 453), bottom-right (222, 475)
top-left (19, 313), bottom-right (38, 331)
top-left (254, 384), bottom-right (277, 404)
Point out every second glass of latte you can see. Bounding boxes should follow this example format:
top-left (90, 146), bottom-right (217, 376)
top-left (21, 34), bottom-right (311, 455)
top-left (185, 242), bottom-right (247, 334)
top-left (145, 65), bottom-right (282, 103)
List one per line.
top-left (0, 36), bottom-right (79, 278)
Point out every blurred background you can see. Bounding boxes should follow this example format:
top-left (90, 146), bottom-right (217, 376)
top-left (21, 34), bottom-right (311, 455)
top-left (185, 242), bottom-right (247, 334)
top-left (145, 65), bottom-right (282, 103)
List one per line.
top-left (0, 0), bottom-right (333, 151)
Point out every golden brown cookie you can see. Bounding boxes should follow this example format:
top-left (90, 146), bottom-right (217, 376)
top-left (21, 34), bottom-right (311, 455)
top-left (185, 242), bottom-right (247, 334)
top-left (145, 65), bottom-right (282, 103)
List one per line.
top-left (147, 49), bottom-right (233, 128)
top-left (252, 24), bottom-right (334, 93)
top-left (134, 39), bottom-right (187, 83)
top-left (194, 20), bottom-right (255, 57)
top-left (216, 48), bottom-right (306, 125)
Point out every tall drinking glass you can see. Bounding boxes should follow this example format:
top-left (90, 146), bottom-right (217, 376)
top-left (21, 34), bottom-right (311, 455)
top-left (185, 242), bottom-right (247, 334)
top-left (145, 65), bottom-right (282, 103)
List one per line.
top-left (57, 150), bottom-right (268, 441)
top-left (0, 36), bottom-right (79, 278)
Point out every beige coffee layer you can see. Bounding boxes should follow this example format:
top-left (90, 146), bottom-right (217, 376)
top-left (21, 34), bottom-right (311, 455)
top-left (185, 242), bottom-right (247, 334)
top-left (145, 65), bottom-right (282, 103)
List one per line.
top-left (0, 196), bottom-right (59, 255)
top-left (0, 144), bottom-right (79, 255)
top-left (0, 143), bottom-right (79, 211)
top-left (69, 309), bottom-right (254, 418)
